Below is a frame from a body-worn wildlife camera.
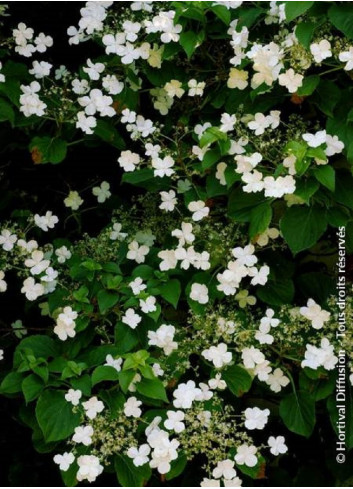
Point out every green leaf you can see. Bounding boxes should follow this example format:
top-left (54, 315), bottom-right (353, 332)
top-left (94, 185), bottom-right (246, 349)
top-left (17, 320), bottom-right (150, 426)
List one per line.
top-left (97, 289), bottom-right (119, 314)
top-left (200, 127), bottom-right (227, 148)
top-left (166, 453), bottom-right (187, 480)
top-left (334, 172), bottom-right (353, 210)
top-left (222, 365), bottom-right (253, 397)
top-left (295, 22), bottom-right (317, 48)
top-left (22, 374), bottom-right (44, 403)
top-left (0, 97), bottom-right (15, 125)
top-left (158, 279), bottom-right (181, 308)
top-left (179, 31), bottom-right (199, 58)
top-left (280, 391), bottom-right (316, 437)
top-left (94, 120), bottom-right (125, 149)
top-left (257, 278), bottom-right (294, 306)
top-left (36, 390), bottom-right (81, 442)
top-left (280, 206), bottom-right (327, 254)
top-left (92, 365), bottom-right (119, 387)
top-left (0, 372), bottom-right (24, 394)
top-left (285, 2), bottom-right (314, 22)
top-left (249, 202), bottom-right (272, 239)
top-left (136, 378), bottom-right (168, 402)
top-left (14, 336), bottom-right (58, 368)
top-left (29, 136), bottom-right (67, 164)
top-left (228, 187), bottom-right (266, 222)
top-left (211, 5), bottom-right (231, 24)
top-left (236, 454), bottom-right (266, 479)
top-left (328, 4), bottom-right (353, 40)
top-left (313, 165), bottom-right (335, 192)
top-left (297, 75), bottom-right (320, 96)
top-left (114, 454), bottom-right (151, 487)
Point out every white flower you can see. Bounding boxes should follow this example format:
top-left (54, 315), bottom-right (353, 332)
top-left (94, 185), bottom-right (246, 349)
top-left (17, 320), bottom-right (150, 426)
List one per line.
top-left (302, 130), bottom-right (326, 148)
top-left (234, 444), bottom-right (258, 467)
top-left (190, 283), bottom-right (209, 304)
top-left (0, 271), bottom-right (7, 292)
top-left (127, 241), bottom-right (149, 264)
top-left (310, 40), bottom-right (332, 63)
top-left (105, 354), bottom-right (122, 372)
top-left (124, 396), bottom-right (142, 417)
top-left (53, 452), bottom-right (75, 472)
top-left (73, 425), bottom-right (94, 446)
top-left (244, 407), bottom-right (270, 430)
top-left (152, 363), bottom-right (164, 377)
top-left (110, 222), bottom-right (127, 241)
top-left (54, 306), bottom-right (77, 341)
top-left (13, 22), bottom-right (34, 45)
top-left (65, 389), bottom-right (82, 406)
top-left (78, 89), bottom-right (114, 117)
top-left (140, 296), bottom-right (157, 313)
top-left (21, 277), bottom-right (44, 301)
top-left (339, 47), bottom-right (353, 71)
top-left (129, 277), bottom-right (146, 295)
top-left (208, 373), bottom-right (227, 390)
top-left (201, 479), bottom-right (220, 487)
top-left (241, 346), bottom-right (265, 369)
top-left (92, 181), bottom-right (111, 203)
top-left (260, 308), bottom-right (280, 328)
top-left (76, 111), bottom-right (97, 134)
top-left (224, 477), bottom-right (243, 487)
top-left (55, 246), bottom-right (72, 263)
top-left (325, 134), bottom-right (344, 157)
top-left (152, 155), bottom-right (175, 177)
top-left (227, 68), bottom-right (248, 89)
top-left (220, 113), bottom-right (237, 132)
top-left (102, 74), bottom-right (124, 95)
top-left (127, 444), bottom-right (151, 467)
top-left (300, 298), bottom-right (330, 329)
top-left (278, 68), bottom-right (303, 93)
top-left (188, 79), bottom-right (205, 96)
top-left (102, 32), bottom-right (126, 55)
top-left (242, 170), bottom-right (264, 193)
top-left (0, 229), bottom-right (17, 251)
top-left (20, 81), bottom-right (47, 116)
top-left (83, 58), bottom-right (105, 80)
top-left (29, 60), bottom-right (52, 79)
top-left (188, 200), bottom-right (209, 221)
top-left (232, 244), bottom-right (257, 266)
top-left (83, 396), bottom-right (104, 420)
top-left (248, 113), bottom-right (271, 135)
top-left (249, 264), bottom-right (270, 286)
top-left (164, 410), bottom-right (185, 433)
top-left (173, 380), bottom-right (201, 409)
top-left (266, 368), bottom-right (290, 392)
top-left (76, 455), bottom-right (103, 483)
top-left (72, 78), bottom-right (89, 94)
top-left (0, 349), bottom-right (3, 361)
top-left (34, 33), bottom-right (53, 53)
top-left (164, 79), bottom-right (185, 98)
top-left (34, 211), bottom-right (58, 232)
top-left (17, 239), bottom-right (38, 253)
top-left (301, 338), bottom-right (338, 371)
top-left (213, 459), bottom-right (237, 480)
top-left (268, 436), bottom-right (288, 456)
top-left (64, 190), bottom-right (84, 210)
top-left (171, 223), bottom-right (194, 247)
top-left (254, 360), bottom-right (272, 381)
top-left (122, 308), bottom-right (142, 329)
top-left (202, 343), bottom-right (232, 369)
top-left (148, 324), bottom-right (177, 355)
top-left (158, 249), bottom-right (178, 271)
top-left (25, 250), bottom-right (50, 275)
top-left (118, 150), bottom-right (140, 172)
top-left (159, 190), bottom-right (177, 212)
